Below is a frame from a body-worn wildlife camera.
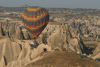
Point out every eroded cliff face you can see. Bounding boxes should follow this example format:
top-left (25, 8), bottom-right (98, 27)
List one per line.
top-left (0, 36), bottom-right (99, 67)
top-left (15, 27), bottom-right (24, 40)
top-left (0, 23), bottom-right (3, 36)
top-left (0, 37), bottom-right (51, 67)
top-left (0, 37), bottom-right (21, 67)
top-left (0, 23), bottom-right (99, 67)
top-left (9, 25), bottom-right (16, 37)
top-left (47, 23), bottom-right (69, 49)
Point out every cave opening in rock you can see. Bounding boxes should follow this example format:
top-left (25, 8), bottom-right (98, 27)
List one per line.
top-left (43, 48), bottom-right (47, 51)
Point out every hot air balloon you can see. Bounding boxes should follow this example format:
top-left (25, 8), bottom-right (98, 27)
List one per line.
top-left (22, 6), bottom-right (49, 45)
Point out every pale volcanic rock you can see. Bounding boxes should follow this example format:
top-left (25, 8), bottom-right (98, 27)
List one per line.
top-left (15, 27), bottom-right (23, 40)
top-left (28, 33), bottom-right (33, 39)
top-left (9, 25), bottom-right (16, 37)
top-left (47, 27), bottom-right (62, 48)
top-left (47, 23), bottom-right (70, 50)
top-left (0, 37), bottom-right (21, 67)
top-left (70, 28), bottom-right (77, 38)
top-left (36, 34), bottom-right (43, 44)
top-left (42, 25), bottom-right (59, 34)
top-left (92, 53), bottom-right (100, 60)
top-left (0, 23), bottom-right (3, 36)
top-left (30, 44), bottom-right (51, 59)
top-left (5, 41), bottom-right (51, 67)
top-left (23, 30), bottom-right (29, 40)
top-left (69, 38), bottom-right (83, 54)
top-left (0, 56), bottom-right (6, 67)
top-left (91, 43), bottom-right (100, 60)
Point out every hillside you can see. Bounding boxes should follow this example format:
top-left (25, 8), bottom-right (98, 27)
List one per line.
top-left (24, 51), bottom-right (100, 67)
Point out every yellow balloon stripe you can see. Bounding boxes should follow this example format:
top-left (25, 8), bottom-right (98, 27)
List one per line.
top-left (27, 7), bottom-right (42, 11)
top-left (22, 11), bottom-right (48, 21)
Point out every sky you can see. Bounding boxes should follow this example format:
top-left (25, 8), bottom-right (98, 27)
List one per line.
top-left (0, 0), bottom-right (100, 9)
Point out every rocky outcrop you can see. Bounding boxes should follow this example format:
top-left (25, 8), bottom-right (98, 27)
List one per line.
top-left (0, 37), bottom-right (21, 67)
top-left (0, 36), bottom-right (52, 67)
top-left (23, 30), bottom-right (29, 40)
top-left (0, 23), bottom-right (4, 36)
top-left (36, 34), bottom-right (43, 44)
top-left (93, 43), bottom-right (100, 55)
top-left (70, 28), bottom-right (77, 38)
top-left (90, 43), bottom-right (100, 60)
top-left (0, 56), bottom-right (7, 67)
top-left (15, 27), bottom-right (24, 40)
top-left (47, 23), bottom-right (85, 54)
top-left (28, 33), bottom-right (33, 39)
top-left (47, 23), bottom-right (71, 50)
top-left (9, 25), bottom-right (16, 37)
top-left (69, 38), bottom-right (83, 54)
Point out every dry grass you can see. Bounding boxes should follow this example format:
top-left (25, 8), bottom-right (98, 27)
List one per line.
top-left (24, 51), bottom-right (100, 67)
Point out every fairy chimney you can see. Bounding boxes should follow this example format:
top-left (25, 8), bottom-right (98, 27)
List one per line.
top-left (0, 23), bottom-right (3, 36)
top-left (15, 27), bottom-right (23, 40)
top-left (9, 25), bottom-right (16, 37)
top-left (47, 23), bottom-right (70, 50)
top-left (23, 30), bottom-right (29, 40)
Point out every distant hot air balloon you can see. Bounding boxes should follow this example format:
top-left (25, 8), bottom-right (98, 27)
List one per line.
top-left (22, 6), bottom-right (49, 45)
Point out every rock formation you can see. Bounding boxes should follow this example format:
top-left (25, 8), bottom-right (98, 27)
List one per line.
top-left (64, 23), bottom-right (72, 42)
top-left (36, 34), bottom-right (43, 44)
top-left (91, 43), bottom-right (100, 59)
top-left (70, 28), bottom-right (76, 38)
top-left (15, 27), bottom-right (24, 40)
top-left (0, 23), bottom-right (99, 67)
top-left (23, 29), bottom-right (29, 40)
top-left (0, 56), bottom-right (7, 67)
top-left (69, 38), bottom-right (83, 54)
top-left (47, 23), bottom-right (85, 54)
top-left (29, 33), bottom-right (33, 39)
top-left (0, 36), bottom-right (51, 67)
top-left (6, 31), bottom-right (9, 37)
top-left (0, 37), bottom-right (21, 67)
top-left (9, 25), bottom-right (16, 37)
top-left (42, 33), bottom-right (49, 44)
top-left (0, 23), bottom-right (4, 36)
top-left (47, 23), bottom-right (71, 50)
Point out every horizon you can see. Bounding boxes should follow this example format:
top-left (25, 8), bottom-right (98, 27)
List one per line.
top-left (0, 5), bottom-right (99, 10)
top-left (0, 0), bottom-right (100, 9)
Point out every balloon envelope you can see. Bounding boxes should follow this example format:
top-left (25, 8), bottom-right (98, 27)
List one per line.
top-left (22, 6), bottom-right (49, 39)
